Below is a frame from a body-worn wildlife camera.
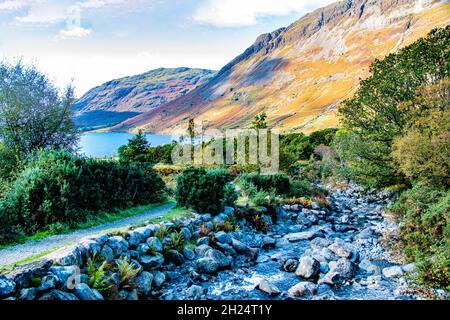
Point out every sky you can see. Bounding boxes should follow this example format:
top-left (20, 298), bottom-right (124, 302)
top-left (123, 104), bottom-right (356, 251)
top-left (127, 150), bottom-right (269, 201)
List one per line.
top-left (0, 0), bottom-right (337, 96)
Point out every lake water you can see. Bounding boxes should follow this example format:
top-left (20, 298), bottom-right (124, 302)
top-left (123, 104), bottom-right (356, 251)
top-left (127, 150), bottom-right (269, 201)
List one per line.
top-left (78, 132), bottom-right (175, 158)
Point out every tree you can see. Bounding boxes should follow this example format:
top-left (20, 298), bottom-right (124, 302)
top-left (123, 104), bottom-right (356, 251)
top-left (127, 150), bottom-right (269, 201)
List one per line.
top-left (0, 60), bottom-right (79, 158)
top-left (118, 130), bottom-right (151, 163)
top-left (337, 27), bottom-right (450, 187)
top-left (251, 112), bottom-right (268, 129)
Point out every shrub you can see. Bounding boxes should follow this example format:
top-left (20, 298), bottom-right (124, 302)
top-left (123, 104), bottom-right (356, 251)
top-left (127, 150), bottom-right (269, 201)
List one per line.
top-left (176, 167), bottom-right (234, 214)
top-left (239, 172), bottom-right (291, 195)
top-left (388, 184), bottom-right (449, 289)
top-left (0, 149), bottom-right (166, 243)
top-left (116, 257), bottom-right (141, 287)
top-left (87, 258), bottom-right (113, 292)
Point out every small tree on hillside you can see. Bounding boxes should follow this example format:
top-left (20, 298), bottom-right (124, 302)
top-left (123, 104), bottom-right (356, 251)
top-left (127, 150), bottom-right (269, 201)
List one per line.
top-left (118, 130), bottom-right (151, 163)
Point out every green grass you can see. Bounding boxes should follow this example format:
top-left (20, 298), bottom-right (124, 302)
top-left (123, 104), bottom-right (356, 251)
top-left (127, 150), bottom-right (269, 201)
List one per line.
top-left (0, 200), bottom-right (175, 250)
top-left (0, 247), bottom-right (63, 273)
top-left (133, 206), bottom-right (195, 227)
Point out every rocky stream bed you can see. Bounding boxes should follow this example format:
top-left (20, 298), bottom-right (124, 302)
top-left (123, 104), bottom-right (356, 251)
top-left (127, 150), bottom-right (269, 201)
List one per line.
top-left (0, 184), bottom-right (422, 300)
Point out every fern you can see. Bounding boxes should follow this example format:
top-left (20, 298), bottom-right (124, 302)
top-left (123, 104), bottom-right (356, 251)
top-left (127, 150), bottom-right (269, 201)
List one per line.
top-left (116, 257), bottom-right (141, 286)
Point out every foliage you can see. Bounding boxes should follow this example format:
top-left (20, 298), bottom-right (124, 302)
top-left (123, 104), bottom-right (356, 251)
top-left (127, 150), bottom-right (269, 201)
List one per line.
top-left (118, 130), bottom-right (151, 163)
top-left (251, 112), bottom-right (268, 129)
top-left (337, 27), bottom-right (449, 188)
top-left (239, 172), bottom-right (291, 195)
top-left (87, 257), bottom-right (113, 292)
top-left (0, 149), bottom-right (166, 244)
top-left (0, 60), bottom-right (79, 157)
top-left (116, 257), bottom-right (141, 286)
top-left (388, 184), bottom-right (449, 289)
top-left (176, 167), bottom-right (234, 214)
top-left (154, 225), bottom-right (170, 241)
top-left (168, 230), bottom-right (185, 252)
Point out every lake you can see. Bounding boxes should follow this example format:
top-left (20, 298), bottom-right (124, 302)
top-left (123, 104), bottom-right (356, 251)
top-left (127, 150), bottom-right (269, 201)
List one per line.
top-left (78, 132), bottom-right (175, 158)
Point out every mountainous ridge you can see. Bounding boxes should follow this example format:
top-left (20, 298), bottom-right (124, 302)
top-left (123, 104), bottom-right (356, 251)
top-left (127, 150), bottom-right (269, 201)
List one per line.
top-left (109, 0), bottom-right (450, 134)
top-left (73, 67), bottom-right (217, 129)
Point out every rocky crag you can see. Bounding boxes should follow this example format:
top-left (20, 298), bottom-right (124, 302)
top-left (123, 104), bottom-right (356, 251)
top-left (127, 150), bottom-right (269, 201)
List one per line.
top-left (2, 184), bottom-right (446, 301)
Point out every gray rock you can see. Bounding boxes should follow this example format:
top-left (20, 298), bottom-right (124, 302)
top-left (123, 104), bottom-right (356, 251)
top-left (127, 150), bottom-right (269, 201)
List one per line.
top-left (80, 239), bottom-right (102, 257)
top-left (152, 271), bottom-right (166, 289)
top-left (311, 202), bottom-right (321, 210)
top-left (284, 231), bottom-right (323, 242)
top-left (181, 227), bottom-right (192, 241)
top-left (146, 237), bottom-right (163, 253)
top-left (256, 279), bottom-right (281, 296)
top-left (188, 285), bottom-right (206, 299)
top-left (359, 259), bottom-right (381, 275)
top-left (215, 242), bottom-right (237, 256)
top-left (282, 259), bottom-right (299, 273)
top-left (137, 244), bottom-right (150, 255)
top-left (215, 231), bottom-right (232, 244)
top-left (182, 247), bottom-right (196, 260)
top-left (319, 272), bottom-right (344, 286)
top-left (19, 288), bottom-right (38, 300)
top-left (205, 249), bottom-right (232, 269)
top-left (296, 256), bottom-right (321, 279)
top-left (128, 227), bottom-right (150, 248)
top-left (288, 282), bottom-right (317, 297)
top-left (195, 258), bottom-right (219, 274)
top-left (49, 266), bottom-right (79, 290)
top-left (310, 237), bottom-right (333, 251)
top-left (108, 236), bottom-right (129, 257)
top-left (201, 214), bottom-right (212, 222)
top-left (132, 271), bottom-right (153, 296)
top-left (196, 237), bottom-right (210, 246)
top-left (195, 244), bottom-right (213, 257)
top-left (0, 275), bottom-right (16, 297)
top-left (74, 283), bottom-right (104, 300)
top-left (139, 254), bottom-right (164, 270)
top-left (39, 290), bottom-right (79, 300)
top-left (100, 245), bottom-right (115, 263)
top-left (6, 260), bottom-right (52, 289)
top-left (261, 236), bottom-right (276, 249)
top-left (231, 238), bottom-right (249, 253)
top-left (355, 227), bottom-right (377, 239)
top-left (223, 206), bottom-right (235, 216)
top-left (46, 246), bottom-right (83, 267)
top-left (382, 266), bottom-right (404, 278)
top-left (38, 274), bottom-right (58, 291)
top-left (328, 241), bottom-right (353, 259)
top-left (329, 259), bottom-right (356, 279)
top-left (401, 263), bottom-right (416, 273)
top-left (167, 250), bottom-right (185, 266)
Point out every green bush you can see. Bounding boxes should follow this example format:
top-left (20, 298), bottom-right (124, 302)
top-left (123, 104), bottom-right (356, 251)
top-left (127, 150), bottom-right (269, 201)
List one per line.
top-left (176, 167), bottom-right (234, 214)
top-left (239, 172), bottom-right (291, 195)
top-left (0, 149), bottom-right (166, 243)
top-left (388, 184), bottom-right (449, 289)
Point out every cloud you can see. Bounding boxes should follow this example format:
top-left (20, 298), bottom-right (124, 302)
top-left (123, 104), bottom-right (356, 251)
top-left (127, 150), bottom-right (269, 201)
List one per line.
top-left (14, 2), bottom-right (67, 24)
top-left (193, 0), bottom-right (337, 27)
top-left (77, 0), bottom-right (125, 9)
top-left (56, 26), bottom-right (92, 39)
top-left (0, 0), bottom-right (42, 12)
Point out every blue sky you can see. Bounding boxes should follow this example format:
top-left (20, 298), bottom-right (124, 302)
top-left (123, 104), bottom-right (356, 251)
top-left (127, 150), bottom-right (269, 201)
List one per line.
top-left (0, 0), bottom-right (336, 96)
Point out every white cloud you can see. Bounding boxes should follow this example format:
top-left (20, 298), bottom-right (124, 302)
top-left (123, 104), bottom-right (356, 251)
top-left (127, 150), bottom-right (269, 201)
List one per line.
top-left (15, 2), bottom-right (67, 24)
top-left (193, 0), bottom-right (337, 27)
top-left (56, 26), bottom-right (92, 39)
top-left (77, 0), bottom-right (125, 9)
top-left (0, 0), bottom-right (42, 12)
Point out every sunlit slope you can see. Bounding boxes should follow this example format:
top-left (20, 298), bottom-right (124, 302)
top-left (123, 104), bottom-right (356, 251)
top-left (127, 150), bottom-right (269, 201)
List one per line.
top-left (112, 0), bottom-right (450, 134)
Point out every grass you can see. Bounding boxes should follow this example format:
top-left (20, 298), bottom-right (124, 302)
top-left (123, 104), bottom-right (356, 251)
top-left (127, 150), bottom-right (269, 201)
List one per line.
top-left (0, 200), bottom-right (175, 250)
top-left (133, 206), bottom-right (195, 227)
top-left (0, 247), bottom-right (63, 273)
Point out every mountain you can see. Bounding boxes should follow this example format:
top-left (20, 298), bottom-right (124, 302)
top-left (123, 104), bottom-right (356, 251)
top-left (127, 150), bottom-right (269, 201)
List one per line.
top-left (111, 0), bottom-right (450, 134)
top-left (73, 67), bottom-right (217, 130)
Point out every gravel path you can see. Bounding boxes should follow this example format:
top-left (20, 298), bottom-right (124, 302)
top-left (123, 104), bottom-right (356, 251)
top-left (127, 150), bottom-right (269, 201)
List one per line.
top-left (0, 202), bottom-right (176, 266)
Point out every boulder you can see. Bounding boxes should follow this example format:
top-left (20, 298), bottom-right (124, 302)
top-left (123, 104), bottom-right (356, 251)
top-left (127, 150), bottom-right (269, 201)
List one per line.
top-left (152, 271), bottom-right (166, 289)
top-left (288, 282), bottom-right (317, 297)
top-left (195, 244), bottom-right (213, 257)
top-left (256, 279), bottom-right (281, 296)
top-left (382, 266), bottom-right (404, 278)
top-left (39, 290), bottom-right (79, 300)
top-left (45, 246), bottom-right (83, 267)
top-left (215, 231), bottom-right (232, 244)
top-left (310, 237), bottom-right (333, 251)
top-left (205, 249), bottom-right (232, 269)
top-left (38, 274), bottom-right (58, 291)
top-left (6, 260), bottom-right (52, 289)
top-left (195, 258), bottom-right (219, 274)
top-left (284, 231), bottom-right (323, 242)
top-left (261, 236), bottom-right (276, 249)
top-left (19, 288), bottom-right (38, 300)
top-left (107, 236), bottom-right (129, 257)
top-left (188, 285), bottom-right (206, 299)
top-left (101, 245), bottom-right (115, 262)
top-left (74, 283), bottom-right (104, 300)
top-left (358, 259), bottom-right (381, 275)
top-left (231, 238), bottom-right (249, 253)
top-left (319, 272), bottom-right (344, 286)
top-left (181, 227), bottom-right (192, 241)
top-left (282, 259), bottom-right (299, 273)
top-left (139, 254), bottom-right (164, 270)
top-left (402, 263), bottom-right (416, 273)
top-left (146, 237), bottom-right (163, 253)
top-left (196, 237), bottom-right (210, 246)
top-left (295, 256), bottom-right (321, 279)
top-left (166, 250), bottom-right (186, 266)
top-left (132, 271), bottom-right (153, 296)
top-left (182, 247), bottom-right (196, 260)
top-left (328, 241), bottom-right (353, 259)
top-left (328, 259), bottom-right (356, 279)
top-left (0, 275), bottom-right (16, 297)
top-left (49, 266), bottom-right (80, 290)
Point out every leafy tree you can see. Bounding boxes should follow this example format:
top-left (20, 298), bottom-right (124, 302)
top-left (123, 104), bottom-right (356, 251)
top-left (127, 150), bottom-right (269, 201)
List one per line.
top-left (118, 130), bottom-right (151, 163)
top-left (338, 27), bottom-right (449, 187)
top-left (251, 112), bottom-right (268, 129)
top-left (0, 60), bottom-right (79, 158)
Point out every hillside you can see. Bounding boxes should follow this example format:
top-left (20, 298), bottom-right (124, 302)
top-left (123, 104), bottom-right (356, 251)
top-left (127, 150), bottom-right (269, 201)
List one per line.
top-left (73, 67), bottom-right (216, 129)
top-left (111, 0), bottom-right (450, 134)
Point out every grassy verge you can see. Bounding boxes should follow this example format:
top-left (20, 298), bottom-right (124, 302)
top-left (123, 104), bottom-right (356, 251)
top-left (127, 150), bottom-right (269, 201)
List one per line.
top-left (0, 200), bottom-right (175, 250)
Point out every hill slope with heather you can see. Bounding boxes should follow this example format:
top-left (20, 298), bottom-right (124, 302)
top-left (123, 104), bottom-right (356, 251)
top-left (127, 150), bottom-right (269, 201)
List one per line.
top-left (112, 0), bottom-right (450, 134)
top-left (73, 67), bottom-right (216, 130)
